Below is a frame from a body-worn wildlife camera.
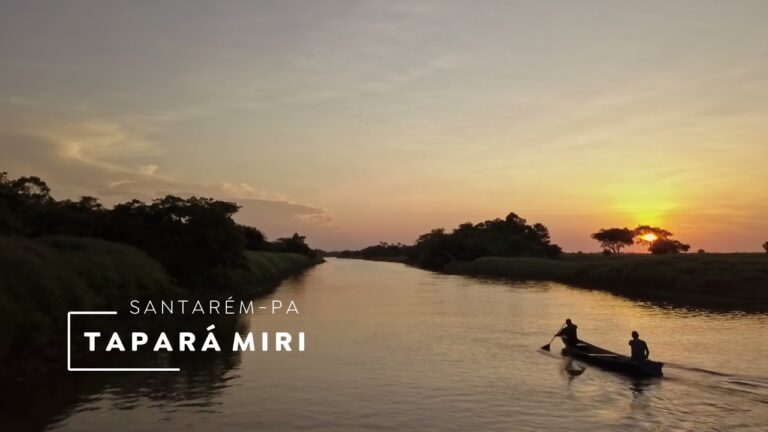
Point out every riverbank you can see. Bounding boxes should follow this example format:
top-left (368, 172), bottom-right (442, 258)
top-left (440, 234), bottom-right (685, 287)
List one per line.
top-left (442, 253), bottom-right (768, 311)
top-left (0, 235), bottom-right (322, 380)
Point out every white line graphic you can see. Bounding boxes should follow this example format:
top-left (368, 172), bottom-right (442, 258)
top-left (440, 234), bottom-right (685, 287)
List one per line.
top-left (67, 311), bottom-right (180, 372)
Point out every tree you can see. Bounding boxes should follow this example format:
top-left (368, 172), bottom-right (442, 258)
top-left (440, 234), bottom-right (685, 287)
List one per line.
top-left (272, 233), bottom-right (315, 257)
top-left (105, 195), bottom-right (246, 287)
top-left (407, 212), bottom-right (561, 269)
top-left (590, 228), bottom-right (635, 254)
top-left (35, 196), bottom-right (106, 237)
top-left (633, 225), bottom-right (673, 246)
top-left (763, 241), bottom-right (768, 253)
top-left (239, 225), bottom-right (268, 250)
top-left (649, 238), bottom-right (690, 254)
top-left (0, 172), bottom-right (54, 234)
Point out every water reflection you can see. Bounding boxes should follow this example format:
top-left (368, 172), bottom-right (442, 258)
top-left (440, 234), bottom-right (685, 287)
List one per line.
top-left (1, 315), bottom-right (244, 432)
top-left (1, 259), bottom-right (767, 432)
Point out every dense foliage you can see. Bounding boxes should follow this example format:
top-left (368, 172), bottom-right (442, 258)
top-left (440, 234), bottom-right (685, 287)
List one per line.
top-left (407, 212), bottom-right (562, 269)
top-left (0, 171), bottom-right (317, 288)
top-left (648, 238), bottom-right (691, 255)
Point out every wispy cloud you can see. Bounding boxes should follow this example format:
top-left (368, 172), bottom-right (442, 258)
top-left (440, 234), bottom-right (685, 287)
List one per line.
top-left (0, 118), bottom-right (335, 241)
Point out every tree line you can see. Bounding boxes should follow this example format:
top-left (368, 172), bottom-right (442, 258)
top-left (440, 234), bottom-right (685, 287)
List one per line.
top-left (0, 172), bottom-right (316, 289)
top-left (332, 213), bottom-right (768, 266)
top-left (328, 212), bottom-right (562, 269)
top-left (591, 225), bottom-right (691, 255)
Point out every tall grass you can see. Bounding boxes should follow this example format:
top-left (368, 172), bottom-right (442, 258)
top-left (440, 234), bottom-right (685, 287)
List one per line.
top-left (445, 253), bottom-right (768, 310)
top-left (226, 251), bottom-right (321, 292)
top-left (0, 237), bottom-right (322, 373)
top-left (0, 236), bottom-right (176, 358)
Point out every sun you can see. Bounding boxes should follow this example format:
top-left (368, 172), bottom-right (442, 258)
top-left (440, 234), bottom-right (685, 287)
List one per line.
top-left (640, 233), bottom-right (658, 242)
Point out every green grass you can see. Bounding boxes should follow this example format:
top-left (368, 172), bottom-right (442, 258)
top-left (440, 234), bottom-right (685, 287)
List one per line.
top-left (0, 236), bottom-right (177, 358)
top-left (444, 253), bottom-right (768, 310)
top-left (232, 250), bottom-right (322, 289)
top-left (0, 237), bottom-right (323, 365)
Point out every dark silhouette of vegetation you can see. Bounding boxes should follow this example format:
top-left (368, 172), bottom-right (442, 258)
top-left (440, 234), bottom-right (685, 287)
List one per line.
top-left (360, 242), bottom-right (411, 260)
top-left (329, 212), bottom-right (560, 268)
top-left (238, 224), bottom-right (269, 250)
top-left (649, 238), bottom-right (690, 254)
top-left (407, 212), bottom-right (561, 269)
top-left (105, 196), bottom-right (246, 288)
top-left (0, 236), bottom-right (175, 365)
top-left (591, 228), bottom-right (635, 254)
top-left (633, 225), bottom-right (673, 247)
top-left (271, 233), bottom-right (315, 257)
top-left (446, 253), bottom-right (768, 311)
top-left (0, 171), bottom-right (324, 379)
top-left (326, 242), bottom-right (412, 261)
top-left (0, 171), bottom-right (319, 288)
top-left (763, 241), bottom-right (768, 253)
top-left (590, 224), bottom-right (691, 255)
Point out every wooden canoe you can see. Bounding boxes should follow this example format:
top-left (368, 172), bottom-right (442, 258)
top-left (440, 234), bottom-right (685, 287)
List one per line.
top-left (561, 339), bottom-right (663, 378)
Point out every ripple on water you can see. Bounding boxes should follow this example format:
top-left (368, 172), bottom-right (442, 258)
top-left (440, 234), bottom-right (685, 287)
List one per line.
top-left (8, 259), bottom-right (768, 432)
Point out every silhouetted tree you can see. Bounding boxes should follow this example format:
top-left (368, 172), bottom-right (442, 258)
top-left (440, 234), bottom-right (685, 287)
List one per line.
top-left (762, 241), bottom-right (768, 253)
top-left (590, 228), bottom-right (634, 254)
top-left (3, 174), bottom-right (52, 206)
top-left (631, 225), bottom-right (693, 254)
top-left (239, 224), bottom-right (268, 250)
top-left (34, 196), bottom-right (107, 237)
top-left (649, 238), bottom-right (690, 254)
top-left (359, 242), bottom-right (411, 259)
top-left (0, 172), bottom-right (54, 235)
top-left (407, 212), bottom-right (560, 269)
top-left (0, 171), bottom-right (319, 289)
top-left (271, 233), bottom-right (315, 257)
top-left (633, 225), bottom-right (673, 246)
top-left (105, 195), bottom-right (246, 287)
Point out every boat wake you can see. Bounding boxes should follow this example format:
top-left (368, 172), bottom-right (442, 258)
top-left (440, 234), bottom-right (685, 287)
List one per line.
top-left (664, 362), bottom-right (768, 405)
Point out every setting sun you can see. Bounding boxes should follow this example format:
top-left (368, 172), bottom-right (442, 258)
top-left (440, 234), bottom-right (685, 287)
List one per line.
top-left (641, 233), bottom-right (658, 242)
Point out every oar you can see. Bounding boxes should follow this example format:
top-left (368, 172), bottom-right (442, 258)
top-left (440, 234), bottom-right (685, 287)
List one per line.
top-left (540, 323), bottom-right (566, 351)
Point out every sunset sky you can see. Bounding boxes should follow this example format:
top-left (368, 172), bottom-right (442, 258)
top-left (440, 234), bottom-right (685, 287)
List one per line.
top-left (2, 1), bottom-right (767, 251)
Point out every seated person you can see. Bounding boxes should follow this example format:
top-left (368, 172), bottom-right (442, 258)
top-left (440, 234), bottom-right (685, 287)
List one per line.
top-left (628, 330), bottom-right (650, 361)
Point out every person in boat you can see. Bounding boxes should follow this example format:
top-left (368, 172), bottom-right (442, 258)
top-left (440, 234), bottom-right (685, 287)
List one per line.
top-left (556, 319), bottom-right (579, 346)
top-left (629, 331), bottom-right (650, 361)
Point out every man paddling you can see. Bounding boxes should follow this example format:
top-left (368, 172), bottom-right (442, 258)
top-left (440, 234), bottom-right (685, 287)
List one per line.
top-left (629, 331), bottom-right (650, 361)
top-left (555, 318), bottom-right (579, 346)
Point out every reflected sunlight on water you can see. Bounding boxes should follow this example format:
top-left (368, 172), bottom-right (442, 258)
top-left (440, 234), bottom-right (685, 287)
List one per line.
top-left (4, 259), bottom-right (767, 431)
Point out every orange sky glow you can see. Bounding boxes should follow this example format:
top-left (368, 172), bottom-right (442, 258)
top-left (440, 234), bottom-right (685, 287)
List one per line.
top-left (1, 1), bottom-right (767, 251)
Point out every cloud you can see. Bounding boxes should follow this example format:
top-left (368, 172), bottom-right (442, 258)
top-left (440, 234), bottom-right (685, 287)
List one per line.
top-left (217, 182), bottom-right (287, 202)
top-left (0, 127), bottom-right (335, 243)
top-left (137, 164), bottom-right (159, 176)
top-left (234, 198), bottom-right (334, 241)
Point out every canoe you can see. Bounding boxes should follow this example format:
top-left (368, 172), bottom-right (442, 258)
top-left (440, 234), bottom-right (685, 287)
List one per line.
top-left (561, 338), bottom-right (663, 378)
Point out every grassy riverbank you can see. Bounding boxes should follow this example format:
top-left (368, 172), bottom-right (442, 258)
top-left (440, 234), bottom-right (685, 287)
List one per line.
top-left (0, 235), bottom-right (322, 377)
top-left (442, 253), bottom-right (768, 310)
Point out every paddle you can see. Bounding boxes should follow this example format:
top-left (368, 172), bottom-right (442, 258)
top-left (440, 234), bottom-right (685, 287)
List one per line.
top-left (540, 323), bottom-right (566, 351)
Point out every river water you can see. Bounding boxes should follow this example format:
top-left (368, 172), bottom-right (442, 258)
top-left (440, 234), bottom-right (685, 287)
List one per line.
top-left (5, 258), bottom-right (768, 431)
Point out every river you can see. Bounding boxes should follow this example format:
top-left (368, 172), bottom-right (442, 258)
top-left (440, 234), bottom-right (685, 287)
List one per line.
top-left (4, 258), bottom-right (768, 431)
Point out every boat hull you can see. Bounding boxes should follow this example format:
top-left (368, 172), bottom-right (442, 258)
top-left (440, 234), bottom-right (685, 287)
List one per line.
top-left (561, 340), bottom-right (663, 378)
